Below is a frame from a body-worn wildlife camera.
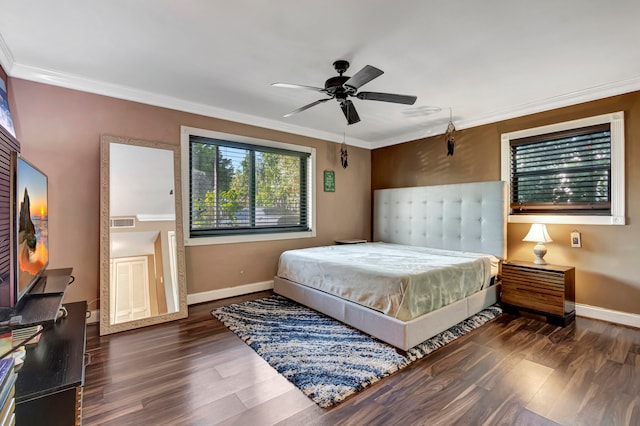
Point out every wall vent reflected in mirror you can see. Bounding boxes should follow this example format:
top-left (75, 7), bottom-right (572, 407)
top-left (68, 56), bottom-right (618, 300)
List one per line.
top-left (100, 135), bottom-right (188, 335)
top-left (110, 217), bottom-right (135, 228)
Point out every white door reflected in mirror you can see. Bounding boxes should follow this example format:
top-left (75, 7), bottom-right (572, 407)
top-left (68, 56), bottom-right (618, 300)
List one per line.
top-left (111, 255), bottom-right (151, 323)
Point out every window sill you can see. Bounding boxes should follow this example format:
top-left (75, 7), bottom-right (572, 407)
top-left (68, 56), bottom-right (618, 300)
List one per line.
top-left (508, 214), bottom-right (625, 225)
top-left (185, 229), bottom-right (317, 246)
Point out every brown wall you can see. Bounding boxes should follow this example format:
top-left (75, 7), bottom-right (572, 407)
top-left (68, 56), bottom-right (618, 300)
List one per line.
top-left (373, 91), bottom-right (640, 315)
top-left (9, 79), bottom-right (371, 311)
top-left (10, 74), bottom-right (638, 316)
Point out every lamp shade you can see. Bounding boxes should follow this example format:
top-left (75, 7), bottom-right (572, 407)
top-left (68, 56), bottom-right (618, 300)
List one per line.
top-left (522, 223), bottom-right (553, 243)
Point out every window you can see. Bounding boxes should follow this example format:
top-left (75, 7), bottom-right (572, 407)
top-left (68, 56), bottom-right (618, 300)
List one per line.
top-left (181, 127), bottom-right (316, 245)
top-left (510, 123), bottom-right (611, 214)
top-left (501, 112), bottom-right (625, 225)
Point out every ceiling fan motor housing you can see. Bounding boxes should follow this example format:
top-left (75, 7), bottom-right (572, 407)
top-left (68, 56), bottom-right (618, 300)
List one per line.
top-left (328, 60), bottom-right (357, 98)
top-left (325, 76), bottom-right (353, 98)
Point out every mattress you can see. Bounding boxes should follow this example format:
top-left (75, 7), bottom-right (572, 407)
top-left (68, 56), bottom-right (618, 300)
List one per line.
top-left (277, 242), bottom-right (498, 321)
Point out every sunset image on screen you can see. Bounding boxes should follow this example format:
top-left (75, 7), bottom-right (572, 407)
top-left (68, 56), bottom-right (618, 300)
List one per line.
top-left (17, 158), bottom-right (49, 295)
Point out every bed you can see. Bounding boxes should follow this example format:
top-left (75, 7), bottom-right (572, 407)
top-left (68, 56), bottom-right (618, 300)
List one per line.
top-left (274, 181), bottom-right (507, 351)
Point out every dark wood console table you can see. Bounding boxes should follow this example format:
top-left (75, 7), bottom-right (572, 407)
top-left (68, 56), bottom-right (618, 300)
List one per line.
top-left (15, 301), bottom-right (88, 425)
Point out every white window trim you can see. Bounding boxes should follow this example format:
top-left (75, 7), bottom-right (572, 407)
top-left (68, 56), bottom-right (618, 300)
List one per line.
top-left (180, 126), bottom-right (317, 245)
top-left (500, 111), bottom-right (625, 225)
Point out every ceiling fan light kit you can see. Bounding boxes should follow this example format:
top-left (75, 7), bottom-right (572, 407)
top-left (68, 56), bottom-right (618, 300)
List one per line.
top-left (273, 60), bottom-right (417, 125)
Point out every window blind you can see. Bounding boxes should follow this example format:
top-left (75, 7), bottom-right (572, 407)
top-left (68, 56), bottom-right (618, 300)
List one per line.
top-left (0, 126), bottom-right (19, 306)
top-left (510, 123), bottom-right (611, 214)
top-left (189, 136), bottom-right (310, 236)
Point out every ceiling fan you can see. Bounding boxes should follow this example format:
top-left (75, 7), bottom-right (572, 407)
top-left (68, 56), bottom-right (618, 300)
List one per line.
top-left (272, 60), bottom-right (417, 125)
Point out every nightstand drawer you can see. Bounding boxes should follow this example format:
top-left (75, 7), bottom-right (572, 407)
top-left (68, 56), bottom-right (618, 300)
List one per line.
top-left (501, 285), bottom-right (564, 316)
top-left (501, 280), bottom-right (564, 299)
top-left (502, 268), bottom-right (565, 291)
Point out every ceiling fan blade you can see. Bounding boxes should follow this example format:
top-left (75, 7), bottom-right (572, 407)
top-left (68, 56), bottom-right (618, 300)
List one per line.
top-left (283, 98), bottom-right (331, 117)
top-left (272, 82), bottom-right (325, 92)
top-left (356, 91), bottom-right (417, 105)
top-left (343, 65), bottom-right (383, 90)
top-left (340, 100), bottom-right (361, 125)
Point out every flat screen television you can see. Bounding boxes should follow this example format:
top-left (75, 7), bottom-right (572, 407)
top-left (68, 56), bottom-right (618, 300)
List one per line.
top-left (14, 156), bottom-right (49, 302)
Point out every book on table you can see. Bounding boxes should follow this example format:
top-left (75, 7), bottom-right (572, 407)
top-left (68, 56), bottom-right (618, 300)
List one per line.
top-left (11, 325), bottom-right (43, 347)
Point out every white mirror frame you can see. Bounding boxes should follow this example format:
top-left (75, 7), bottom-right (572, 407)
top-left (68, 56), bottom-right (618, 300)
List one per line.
top-left (100, 135), bottom-right (188, 335)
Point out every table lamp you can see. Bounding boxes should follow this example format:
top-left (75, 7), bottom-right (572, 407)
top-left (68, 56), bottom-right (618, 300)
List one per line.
top-left (523, 223), bottom-right (553, 265)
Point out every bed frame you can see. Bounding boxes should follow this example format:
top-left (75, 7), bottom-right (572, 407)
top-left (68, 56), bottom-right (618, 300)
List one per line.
top-left (274, 181), bottom-right (507, 351)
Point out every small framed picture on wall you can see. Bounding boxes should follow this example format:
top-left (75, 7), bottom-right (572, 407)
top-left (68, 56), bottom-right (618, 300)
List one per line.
top-left (0, 74), bottom-right (15, 137)
top-left (324, 170), bottom-right (335, 192)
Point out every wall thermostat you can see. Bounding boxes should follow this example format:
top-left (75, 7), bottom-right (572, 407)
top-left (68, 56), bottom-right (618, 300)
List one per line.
top-left (571, 231), bottom-right (582, 248)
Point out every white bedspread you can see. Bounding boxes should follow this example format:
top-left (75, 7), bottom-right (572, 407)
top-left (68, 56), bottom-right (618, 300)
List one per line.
top-left (277, 242), bottom-right (498, 321)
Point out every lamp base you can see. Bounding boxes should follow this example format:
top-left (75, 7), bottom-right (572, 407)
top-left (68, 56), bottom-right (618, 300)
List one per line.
top-left (533, 243), bottom-right (548, 265)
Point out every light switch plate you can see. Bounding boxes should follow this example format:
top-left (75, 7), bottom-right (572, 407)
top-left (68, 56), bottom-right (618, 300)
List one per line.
top-left (571, 231), bottom-right (582, 248)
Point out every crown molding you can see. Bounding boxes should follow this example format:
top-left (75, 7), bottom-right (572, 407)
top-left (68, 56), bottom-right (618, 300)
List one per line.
top-left (3, 28), bottom-right (639, 152)
top-left (370, 75), bottom-right (640, 149)
top-left (462, 75), bottom-right (640, 130)
top-left (0, 33), bottom-right (14, 75)
top-left (5, 59), bottom-right (373, 149)
top-left (136, 214), bottom-right (176, 222)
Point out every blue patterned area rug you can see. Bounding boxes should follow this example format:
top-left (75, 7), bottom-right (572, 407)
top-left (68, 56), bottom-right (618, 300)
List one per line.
top-left (211, 295), bottom-right (501, 408)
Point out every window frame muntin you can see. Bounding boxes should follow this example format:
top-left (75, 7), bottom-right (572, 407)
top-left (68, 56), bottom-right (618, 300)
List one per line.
top-left (181, 126), bottom-right (316, 245)
top-left (501, 111), bottom-right (625, 225)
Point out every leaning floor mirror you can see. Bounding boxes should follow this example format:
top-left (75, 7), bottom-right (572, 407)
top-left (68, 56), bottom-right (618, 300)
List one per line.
top-left (100, 135), bottom-right (188, 335)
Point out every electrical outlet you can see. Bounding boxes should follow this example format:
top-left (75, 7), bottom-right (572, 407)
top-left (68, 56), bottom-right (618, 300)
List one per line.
top-left (571, 231), bottom-right (582, 248)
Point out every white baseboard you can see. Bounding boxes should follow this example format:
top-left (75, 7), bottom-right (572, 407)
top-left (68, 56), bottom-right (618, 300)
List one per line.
top-left (576, 303), bottom-right (640, 328)
top-left (87, 309), bottom-right (100, 324)
top-left (86, 282), bottom-right (274, 323)
top-left (86, 296), bottom-right (639, 329)
top-left (187, 280), bottom-right (274, 305)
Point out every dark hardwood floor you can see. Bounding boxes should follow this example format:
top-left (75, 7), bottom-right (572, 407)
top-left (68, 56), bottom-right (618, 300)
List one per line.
top-left (83, 291), bottom-right (640, 425)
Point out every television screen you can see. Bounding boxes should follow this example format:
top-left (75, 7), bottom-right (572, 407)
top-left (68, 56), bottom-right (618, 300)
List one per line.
top-left (15, 156), bottom-right (49, 300)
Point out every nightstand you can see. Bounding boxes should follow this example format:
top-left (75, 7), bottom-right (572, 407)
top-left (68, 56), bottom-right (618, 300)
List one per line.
top-left (501, 260), bottom-right (575, 326)
top-left (334, 239), bottom-right (367, 244)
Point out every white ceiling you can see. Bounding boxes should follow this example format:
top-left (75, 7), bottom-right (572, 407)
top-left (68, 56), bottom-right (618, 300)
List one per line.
top-left (110, 142), bottom-right (175, 217)
top-left (111, 231), bottom-right (158, 259)
top-left (1, 1), bottom-right (639, 149)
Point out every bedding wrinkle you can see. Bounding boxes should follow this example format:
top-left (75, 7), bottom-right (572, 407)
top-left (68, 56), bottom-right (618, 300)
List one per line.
top-left (394, 279), bottom-right (408, 319)
top-left (278, 242), bottom-right (496, 321)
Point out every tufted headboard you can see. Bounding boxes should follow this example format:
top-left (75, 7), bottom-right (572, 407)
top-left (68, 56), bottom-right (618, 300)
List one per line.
top-left (373, 181), bottom-right (507, 259)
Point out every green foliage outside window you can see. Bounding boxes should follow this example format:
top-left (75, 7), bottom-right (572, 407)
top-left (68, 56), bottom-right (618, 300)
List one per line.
top-left (189, 137), bottom-right (308, 236)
